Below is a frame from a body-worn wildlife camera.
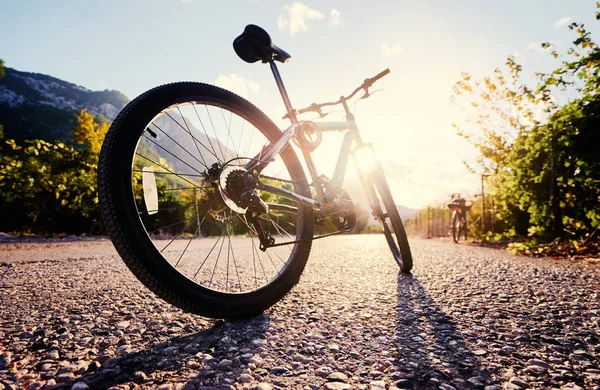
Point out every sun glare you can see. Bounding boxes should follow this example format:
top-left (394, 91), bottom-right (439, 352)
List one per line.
top-left (352, 144), bottom-right (379, 174)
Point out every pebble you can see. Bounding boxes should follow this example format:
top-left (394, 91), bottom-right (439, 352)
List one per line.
top-left (45, 350), bottom-right (60, 360)
top-left (217, 359), bottom-right (233, 370)
top-left (327, 372), bottom-right (349, 382)
top-left (324, 383), bottom-right (351, 390)
top-left (508, 377), bottom-right (528, 388)
top-left (370, 380), bottom-right (386, 389)
top-left (316, 366), bottom-right (333, 377)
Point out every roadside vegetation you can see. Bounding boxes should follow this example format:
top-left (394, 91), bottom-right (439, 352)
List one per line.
top-left (407, 4), bottom-right (600, 257)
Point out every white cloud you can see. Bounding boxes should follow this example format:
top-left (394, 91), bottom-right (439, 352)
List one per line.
top-left (555, 16), bottom-right (571, 28)
top-left (277, 2), bottom-right (325, 37)
top-left (181, 0), bottom-right (192, 3)
top-left (213, 74), bottom-right (259, 99)
top-left (380, 40), bottom-right (403, 57)
top-left (329, 9), bottom-right (341, 27)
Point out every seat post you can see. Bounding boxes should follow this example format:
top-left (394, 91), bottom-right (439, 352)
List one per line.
top-left (269, 61), bottom-right (297, 123)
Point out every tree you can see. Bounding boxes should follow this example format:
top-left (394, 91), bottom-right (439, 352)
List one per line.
top-left (73, 108), bottom-right (108, 155)
top-left (452, 4), bottom-right (600, 244)
top-left (0, 109), bottom-right (109, 234)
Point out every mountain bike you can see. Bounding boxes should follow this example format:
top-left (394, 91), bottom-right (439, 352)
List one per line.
top-left (447, 193), bottom-right (470, 243)
top-left (98, 25), bottom-right (412, 319)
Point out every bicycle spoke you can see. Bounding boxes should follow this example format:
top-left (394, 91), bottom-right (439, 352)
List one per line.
top-left (237, 120), bottom-right (246, 160)
top-left (191, 103), bottom-right (221, 163)
top-left (174, 221), bottom-right (202, 268)
top-left (149, 122), bottom-right (208, 170)
top-left (147, 218), bottom-right (189, 235)
top-left (205, 105), bottom-right (226, 161)
top-left (235, 214), bottom-right (260, 289)
top-left (250, 228), bottom-right (270, 285)
top-left (245, 124), bottom-right (255, 158)
top-left (164, 110), bottom-right (218, 165)
top-left (208, 231), bottom-right (228, 288)
top-left (134, 154), bottom-right (204, 189)
top-left (143, 135), bottom-right (205, 174)
top-left (133, 168), bottom-right (204, 179)
top-left (263, 246), bottom-right (285, 275)
top-left (162, 187), bottom-right (197, 192)
top-left (160, 217), bottom-right (198, 253)
top-left (221, 108), bottom-right (238, 161)
top-left (242, 215), bottom-right (270, 285)
top-left (225, 222), bottom-right (232, 291)
top-left (139, 206), bottom-right (181, 215)
top-left (176, 106), bottom-right (210, 169)
top-left (192, 232), bottom-right (225, 280)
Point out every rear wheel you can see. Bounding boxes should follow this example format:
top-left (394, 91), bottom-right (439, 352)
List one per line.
top-left (98, 82), bottom-right (314, 319)
top-left (369, 172), bottom-right (413, 273)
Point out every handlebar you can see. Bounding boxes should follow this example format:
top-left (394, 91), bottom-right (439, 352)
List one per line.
top-left (291, 68), bottom-right (390, 118)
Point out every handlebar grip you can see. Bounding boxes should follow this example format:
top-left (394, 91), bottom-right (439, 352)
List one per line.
top-left (298, 103), bottom-right (318, 114)
top-left (367, 68), bottom-right (391, 85)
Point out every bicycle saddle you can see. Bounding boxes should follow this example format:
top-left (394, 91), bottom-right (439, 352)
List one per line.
top-left (233, 24), bottom-right (291, 64)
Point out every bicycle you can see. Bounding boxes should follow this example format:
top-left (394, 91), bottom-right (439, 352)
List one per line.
top-left (98, 25), bottom-right (412, 319)
top-left (447, 193), bottom-right (471, 243)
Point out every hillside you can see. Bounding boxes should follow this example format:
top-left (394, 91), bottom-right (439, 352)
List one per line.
top-left (0, 67), bottom-right (129, 142)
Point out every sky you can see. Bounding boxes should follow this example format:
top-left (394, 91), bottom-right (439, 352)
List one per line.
top-left (1, 0), bottom-right (599, 209)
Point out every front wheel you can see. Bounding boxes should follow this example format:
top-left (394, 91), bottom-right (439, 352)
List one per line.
top-left (366, 171), bottom-right (413, 273)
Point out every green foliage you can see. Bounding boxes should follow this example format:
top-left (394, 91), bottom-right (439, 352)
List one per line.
top-left (73, 108), bottom-right (109, 154)
top-left (0, 110), bottom-right (108, 234)
top-left (452, 4), bottom-right (600, 250)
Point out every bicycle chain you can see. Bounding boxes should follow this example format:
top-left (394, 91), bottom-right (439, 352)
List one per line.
top-left (259, 174), bottom-right (298, 185)
top-left (257, 174), bottom-right (345, 247)
top-left (267, 229), bottom-right (345, 248)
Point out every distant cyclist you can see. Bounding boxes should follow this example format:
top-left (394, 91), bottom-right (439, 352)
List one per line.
top-left (447, 193), bottom-right (470, 243)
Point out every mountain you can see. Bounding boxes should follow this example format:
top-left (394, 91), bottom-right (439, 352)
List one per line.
top-left (397, 204), bottom-right (418, 222)
top-left (0, 67), bottom-right (129, 142)
top-left (366, 204), bottom-right (418, 226)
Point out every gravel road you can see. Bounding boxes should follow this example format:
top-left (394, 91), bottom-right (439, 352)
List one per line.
top-left (1, 235), bottom-right (599, 390)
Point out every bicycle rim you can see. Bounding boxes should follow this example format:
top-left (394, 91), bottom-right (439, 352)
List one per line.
top-left (127, 96), bottom-right (308, 294)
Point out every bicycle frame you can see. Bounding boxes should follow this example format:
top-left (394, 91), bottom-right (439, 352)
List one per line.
top-left (255, 120), bottom-right (371, 206)
top-left (242, 61), bottom-right (378, 214)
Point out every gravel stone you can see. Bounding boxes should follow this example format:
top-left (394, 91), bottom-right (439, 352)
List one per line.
top-left (370, 380), bottom-right (386, 389)
top-left (324, 383), bottom-right (352, 390)
top-left (327, 372), bottom-right (349, 382)
top-left (217, 359), bottom-right (233, 370)
top-left (316, 366), bottom-right (333, 377)
top-left (45, 350), bottom-right (59, 360)
top-left (508, 377), bottom-right (528, 388)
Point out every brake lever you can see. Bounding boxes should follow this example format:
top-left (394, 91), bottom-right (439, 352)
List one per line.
top-left (360, 88), bottom-right (383, 100)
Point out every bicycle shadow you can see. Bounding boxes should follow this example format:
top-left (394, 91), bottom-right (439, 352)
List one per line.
top-left (394, 274), bottom-right (491, 389)
top-left (68, 314), bottom-right (269, 389)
